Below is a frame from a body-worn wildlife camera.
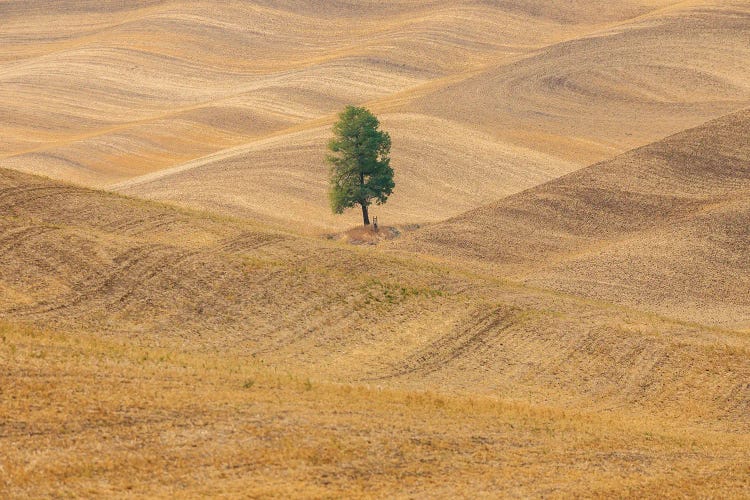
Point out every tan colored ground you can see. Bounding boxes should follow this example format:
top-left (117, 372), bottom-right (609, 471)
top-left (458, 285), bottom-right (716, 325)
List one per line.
top-left (1, 165), bottom-right (749, 496)
top-left (113, 115), bottom-right (575, 232)
top-left (395, 108), bottom-right (750, 330)
top-left (2, 1), bottom-right (750, 497)
top-left (2, 322), bottom-right (748, 498)
top-left (2, 1), bottom-right (749, 231)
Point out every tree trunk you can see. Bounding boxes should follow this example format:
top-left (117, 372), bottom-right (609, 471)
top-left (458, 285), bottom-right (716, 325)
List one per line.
top-left (361, 203), bottom-right (370, 226)
top-left (359, 170), bottom-right (370, 225)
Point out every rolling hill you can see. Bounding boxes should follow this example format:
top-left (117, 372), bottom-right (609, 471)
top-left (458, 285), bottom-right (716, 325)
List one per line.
top-left (395, 109), bottom-right (750, 329)
top-left (2, 1), bottom-right (750, 496)
top-left (113, 114), bottom-right (575, 232)
top-left (2, 161), bottom-right (749, 495)
top-left (408, 1), bottom-right (750, 163)
top-left (2, 164), bottom-right (748, 424)
top-left (3, 1), bottom-right (749, 231)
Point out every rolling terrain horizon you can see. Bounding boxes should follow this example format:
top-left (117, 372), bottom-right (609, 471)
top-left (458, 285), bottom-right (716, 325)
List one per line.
top-left (1, 1), bottom-right (749, 497)
top-left (3, 0), bottom-right (749, 231)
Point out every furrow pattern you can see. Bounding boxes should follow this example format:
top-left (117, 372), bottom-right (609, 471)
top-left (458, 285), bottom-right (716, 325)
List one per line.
top-left (368, 305), bottom-right (520, 380)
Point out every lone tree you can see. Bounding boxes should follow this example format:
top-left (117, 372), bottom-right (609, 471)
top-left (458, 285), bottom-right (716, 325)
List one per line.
top-left (327, 105), bottom-right (394, 226)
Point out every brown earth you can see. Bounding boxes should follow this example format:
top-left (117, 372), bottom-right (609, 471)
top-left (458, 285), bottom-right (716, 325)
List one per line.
top-left (2, 1), bottom-right (750, 497)
top-left (327, 224), bottom-right (404, 245)
top-left (2, 1), bottom-right (749, 231)
top-left (1, 163), bottom-right (749, 496)
top-left (394, 108), bottom-right (750, 330)
top-left (3, 321), bottom-right (749, 498)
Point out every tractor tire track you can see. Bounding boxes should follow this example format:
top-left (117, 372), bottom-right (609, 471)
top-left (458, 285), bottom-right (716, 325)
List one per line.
top-left (366, 305), bottom-right (521, 381)
top-left (7, 244), bottom-right (203, 317)
top-left (217, 231), bottom-right (286, 254)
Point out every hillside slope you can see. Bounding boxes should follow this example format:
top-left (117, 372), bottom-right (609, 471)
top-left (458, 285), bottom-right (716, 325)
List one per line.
top-left (1, 166), bottom-right (748, 426)
top-left (0, 0), bottom-right (582, 183)
top-left (3, 2), bottom-right (750, 495)
top-left (114, 0), bottom-right (750, 230)
top-left (395, 109), bottom-right (750, 329)
top-left (114, 114), bottom-right (575, 232)
top-left (5, 321), bottom-right (748, 497)
top-left (408, 1), bottom-right (750, 164)
top-left (3, 1), bottom-right (749, 231)
top-left (2, 165), bottom-right (749, 495)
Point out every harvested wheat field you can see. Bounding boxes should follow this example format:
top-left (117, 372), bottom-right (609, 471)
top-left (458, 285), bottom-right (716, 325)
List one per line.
top-left (1, 0), bottom-right (750, 498)
top-left (395, 109), bottom-right (750, 330)
top-left (4, 0), bottom-right (750, 231)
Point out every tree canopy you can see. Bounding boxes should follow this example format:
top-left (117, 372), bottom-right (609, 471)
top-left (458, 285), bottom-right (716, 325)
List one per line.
top-left (327, 105), bottom-right (394, 226)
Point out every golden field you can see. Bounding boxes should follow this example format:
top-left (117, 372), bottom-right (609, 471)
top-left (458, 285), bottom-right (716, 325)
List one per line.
top-left (2, 322), bottom-right (748, 497)
top-left (2, 1), bottom-right (749, 231)
top-left (1, 158), bottom-right (748, 496)
top-left (1, 0), bottom-right (749, 497)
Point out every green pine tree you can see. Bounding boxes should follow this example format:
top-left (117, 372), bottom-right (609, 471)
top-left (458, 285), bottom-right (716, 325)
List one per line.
top-left (327, 106), bottom-right (394, 226)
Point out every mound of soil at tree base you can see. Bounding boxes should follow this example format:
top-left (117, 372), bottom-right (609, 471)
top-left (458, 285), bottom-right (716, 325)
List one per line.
top-left (327, 225), bottom-right (407, 245)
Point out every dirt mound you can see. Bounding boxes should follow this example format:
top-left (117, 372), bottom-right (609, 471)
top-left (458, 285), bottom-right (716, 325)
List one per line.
top-left (327, 224), bottom-right (403, 245)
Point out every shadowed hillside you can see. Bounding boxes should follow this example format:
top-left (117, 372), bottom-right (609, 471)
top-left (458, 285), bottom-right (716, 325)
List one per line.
top-left (395, 109), bottom-right (750, 329)
top-left (2, 166), bottom-right (748, 426)
top-left (2, 151), bottom-right (749, 495)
